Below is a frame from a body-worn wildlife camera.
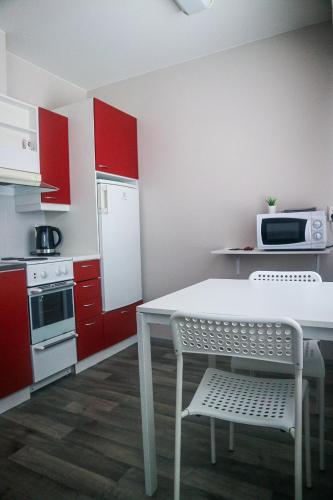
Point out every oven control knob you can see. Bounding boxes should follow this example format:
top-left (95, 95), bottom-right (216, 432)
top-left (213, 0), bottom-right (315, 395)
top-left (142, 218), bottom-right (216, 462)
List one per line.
top-left (313, 220), bottom-right (322, 229)
top-left (55, 269), bottom-right (61, 276)
top-left (314, 232), bottom-right (322, 240)
top-left (41, 271), bottom-right (47, 279)
top-left (61, 267), bottom-right (68, 275)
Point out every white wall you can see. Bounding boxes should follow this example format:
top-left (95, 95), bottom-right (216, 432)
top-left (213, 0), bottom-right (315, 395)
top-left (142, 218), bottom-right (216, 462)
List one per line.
top-left (6, 52), bottom-right (86, 108)
top-left (0, 30), bottom-right (6, 94)
top-left (0, 191), bottom-right (45, 256)
top-left (89, 22), bottom-right (333, 302)
top-left (0, 48), bottom-right (87, 256)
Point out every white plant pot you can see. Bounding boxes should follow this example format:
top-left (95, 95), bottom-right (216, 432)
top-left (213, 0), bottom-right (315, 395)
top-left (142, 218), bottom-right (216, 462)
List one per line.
top-left (268, 205), bottom-right (277, 214)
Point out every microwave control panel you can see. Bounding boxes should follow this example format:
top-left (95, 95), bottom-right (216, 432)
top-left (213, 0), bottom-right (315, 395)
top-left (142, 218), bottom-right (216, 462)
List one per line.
top-left (311, 215), bottom-right (326, 244)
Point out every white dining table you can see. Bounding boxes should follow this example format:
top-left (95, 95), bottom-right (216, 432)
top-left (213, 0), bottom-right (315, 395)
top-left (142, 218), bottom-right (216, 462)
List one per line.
top-left (136, 278), bottom-right (333, 495)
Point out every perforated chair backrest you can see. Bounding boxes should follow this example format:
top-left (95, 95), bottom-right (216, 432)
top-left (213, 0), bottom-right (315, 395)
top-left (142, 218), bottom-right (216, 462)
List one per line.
top-left (171, 312), bottom-right (303, 369)
top-left (249, 270), bottom-right (322, 282)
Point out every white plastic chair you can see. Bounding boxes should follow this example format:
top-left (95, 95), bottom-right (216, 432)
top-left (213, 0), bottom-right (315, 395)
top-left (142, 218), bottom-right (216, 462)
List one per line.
top-left (171, 312), bottom-right (311, 500)
top-left (231, 270), bottom-right (325, 470)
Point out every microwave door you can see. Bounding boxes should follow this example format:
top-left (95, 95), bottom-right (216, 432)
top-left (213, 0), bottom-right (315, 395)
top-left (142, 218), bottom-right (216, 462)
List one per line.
top-left (261, 218), bottom-right (307, 247)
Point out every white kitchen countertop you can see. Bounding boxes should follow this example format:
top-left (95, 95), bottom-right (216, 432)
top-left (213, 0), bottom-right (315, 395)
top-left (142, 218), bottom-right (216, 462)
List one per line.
top-left (63, 254), bottom-right (100, 262)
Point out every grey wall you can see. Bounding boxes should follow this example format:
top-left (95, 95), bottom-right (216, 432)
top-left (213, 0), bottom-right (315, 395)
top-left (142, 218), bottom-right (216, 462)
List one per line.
top-left (89, 23), bottom-right (333, 301)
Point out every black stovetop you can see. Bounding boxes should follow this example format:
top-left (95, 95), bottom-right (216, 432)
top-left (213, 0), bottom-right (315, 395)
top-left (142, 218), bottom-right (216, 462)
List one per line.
top-left (1, 257), bottom-right (49, 261)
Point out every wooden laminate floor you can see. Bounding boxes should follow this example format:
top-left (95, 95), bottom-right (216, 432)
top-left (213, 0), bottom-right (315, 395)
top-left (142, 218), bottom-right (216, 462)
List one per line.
top-left (0, 339), bottom-right (332, 499)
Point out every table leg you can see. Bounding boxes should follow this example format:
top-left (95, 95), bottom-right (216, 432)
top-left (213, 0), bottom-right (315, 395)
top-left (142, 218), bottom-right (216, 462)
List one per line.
top-left (137, 312), bottom-right (157, 495)
top-left (236, 256), bottom-right (240, 278)
top-left (208, 354), bottom-right (216, 368)
top-left (315, 255), bottom-right (320, 274)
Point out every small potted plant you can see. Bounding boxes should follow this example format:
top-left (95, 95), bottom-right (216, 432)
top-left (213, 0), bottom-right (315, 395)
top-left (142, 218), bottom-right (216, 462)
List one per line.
top-left (266, 196), bottom-right (277, 214)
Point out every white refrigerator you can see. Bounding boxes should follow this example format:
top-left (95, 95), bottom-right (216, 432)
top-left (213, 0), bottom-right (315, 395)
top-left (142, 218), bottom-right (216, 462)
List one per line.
top-left (97, 180), bottom-right (142, 312)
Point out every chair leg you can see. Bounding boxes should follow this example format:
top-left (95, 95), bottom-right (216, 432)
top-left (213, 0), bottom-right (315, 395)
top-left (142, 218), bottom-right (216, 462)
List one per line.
top-left (229, 422), bottom-right (234, 451)
top-left (294, 374), bottom-right (302, 500)
top-left (315, 379), bottom-right (320, 415)
top-left (174, 412), bottom-right (182, 500)
top-left (319, 378), bottom-right (325, 471)
top-left (210, 418), bottom-right (216, 464)
top-left (174, 356), bottom-right (183, 500)
top-left (304, 388), bottom-right (312, 488)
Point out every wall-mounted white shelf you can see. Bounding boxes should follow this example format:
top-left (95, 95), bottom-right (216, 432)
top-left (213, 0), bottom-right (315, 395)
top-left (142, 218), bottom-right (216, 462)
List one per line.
top-left (211, 247), bottom-right (331, 276)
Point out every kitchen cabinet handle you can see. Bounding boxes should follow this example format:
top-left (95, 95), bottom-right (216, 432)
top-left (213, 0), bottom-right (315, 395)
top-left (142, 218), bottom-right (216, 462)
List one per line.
top-left (44, 196), bottom-right (57, 199)
top-left (121, 310), bottom-right (129, 314)
top-left (83, 303), bottom-right (95, 307)
top-left (98, 164), bottom-right (109, 169)
top-left (0, 268), bottom-right (25, 273)
top-left (81, 264), bottom-right (93, 268)
top-left (84, 321), bottom-right (96, 326)
top-left (82, 284), bottom-right (94, 288)
top-left (34, 333), bottom-right (78, 351)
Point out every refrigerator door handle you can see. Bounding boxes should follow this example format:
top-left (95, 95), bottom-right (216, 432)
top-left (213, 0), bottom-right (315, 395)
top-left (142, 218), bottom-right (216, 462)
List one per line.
top-left (98, 184), bottom-right (109, 214)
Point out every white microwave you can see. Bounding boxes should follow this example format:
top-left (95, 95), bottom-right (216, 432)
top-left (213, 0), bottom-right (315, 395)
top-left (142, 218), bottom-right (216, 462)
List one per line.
top-left (257, 211), bottom-right (327, 250)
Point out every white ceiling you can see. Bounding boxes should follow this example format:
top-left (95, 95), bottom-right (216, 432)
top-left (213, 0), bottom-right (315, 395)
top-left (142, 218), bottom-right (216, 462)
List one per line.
top-left (0, 0), bottom-right (331, 90)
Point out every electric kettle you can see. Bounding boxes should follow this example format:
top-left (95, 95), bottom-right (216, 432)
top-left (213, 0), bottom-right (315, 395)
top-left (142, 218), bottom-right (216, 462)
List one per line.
top-left (35, 226), bottom-right (62, 255)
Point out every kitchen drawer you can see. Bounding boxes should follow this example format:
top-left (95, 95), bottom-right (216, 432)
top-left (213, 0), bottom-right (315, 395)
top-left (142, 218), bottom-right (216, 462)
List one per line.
top-left (74, 260), bottom-right (100, 282)
top-left (77, 315), bottom-right (104, 361)
top-left (75, 294), bottom-right (102, 322)
top-left (103, 301), bottom-right (139, 348)
top-left (31, 331), bottom-right (77, 383)
top-left (75, 278), bottom-right (101, 303)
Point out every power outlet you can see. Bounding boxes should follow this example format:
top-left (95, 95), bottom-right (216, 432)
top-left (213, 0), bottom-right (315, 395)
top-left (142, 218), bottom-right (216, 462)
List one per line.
top-left (327, 206), bottom-right (333, 222)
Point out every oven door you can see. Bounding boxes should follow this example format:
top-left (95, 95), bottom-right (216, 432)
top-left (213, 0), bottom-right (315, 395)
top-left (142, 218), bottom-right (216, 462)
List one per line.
top-left (29, 281), bottom-right (76, 344)
top-left (259, 216), bottom-right (310, 248)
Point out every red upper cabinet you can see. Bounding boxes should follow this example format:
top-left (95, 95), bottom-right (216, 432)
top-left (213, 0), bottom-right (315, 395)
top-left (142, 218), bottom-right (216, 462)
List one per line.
top-left (94, 98), bottom-right (138, 179)
top-left (39, 107), bottom-right (71, 205)
top-left (0, 269), bottom-right (32, 399)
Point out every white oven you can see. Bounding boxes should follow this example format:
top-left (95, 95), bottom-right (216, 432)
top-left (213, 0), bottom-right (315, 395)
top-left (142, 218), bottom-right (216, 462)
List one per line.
top-left (26, 258), bottom-right (78, 383)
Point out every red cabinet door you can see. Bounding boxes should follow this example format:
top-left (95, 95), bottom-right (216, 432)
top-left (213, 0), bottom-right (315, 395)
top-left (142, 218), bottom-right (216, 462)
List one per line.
top-left (75, 294), bottom-right (102, 322)
top-left (103, 302), bottom-right (139, 348)
top-left (75, 278), bottom-right (101, 303)
top-left (94, 98), bottom-right (138, 179)
top-left (74, 260), bottom-right (100, 282)
top-left (77, 315), bottom-right (104, 361)
top-left (39, 107), bottom-right (71, 205)
top-left (0, 270), bottom-right (32, 398)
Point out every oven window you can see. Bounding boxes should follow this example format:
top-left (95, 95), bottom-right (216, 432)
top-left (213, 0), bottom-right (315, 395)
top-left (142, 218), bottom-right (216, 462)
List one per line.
top-left (261, 218), bottom-right (307, 245)
top-left (30, 289), bottom-right (74, 330)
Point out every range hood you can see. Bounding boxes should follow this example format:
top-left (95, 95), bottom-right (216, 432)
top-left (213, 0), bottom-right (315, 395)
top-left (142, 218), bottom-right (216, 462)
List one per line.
top-left (0, 167), bottom-right (58, 193)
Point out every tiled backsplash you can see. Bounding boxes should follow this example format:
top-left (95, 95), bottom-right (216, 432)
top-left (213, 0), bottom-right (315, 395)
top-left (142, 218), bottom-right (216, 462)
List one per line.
top-left (0, 190), bottom-right (45, 256)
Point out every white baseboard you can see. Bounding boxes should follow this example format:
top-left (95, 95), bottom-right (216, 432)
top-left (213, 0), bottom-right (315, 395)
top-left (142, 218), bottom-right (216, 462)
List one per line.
top-left (75, 335), bottom-right (137, 374)
top-left (0, 387), bottom-right (30, 414)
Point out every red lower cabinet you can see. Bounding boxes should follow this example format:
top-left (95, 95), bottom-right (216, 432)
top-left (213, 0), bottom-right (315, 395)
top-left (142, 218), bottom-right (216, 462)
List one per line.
top-left (0, 269), bottom-right (32, 398)
top-left (76, 315), bottom-right (104, 361)
top-left (103, 301), bottom-right (140, 348)
top-left (74, 259), bottom-right (140, 360)
top-left (74, 260), bottom-right (104, 361)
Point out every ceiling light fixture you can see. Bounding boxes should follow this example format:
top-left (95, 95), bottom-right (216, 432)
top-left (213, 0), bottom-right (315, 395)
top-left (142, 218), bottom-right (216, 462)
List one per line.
top-left (172, 0), bottom-right (214, 15)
